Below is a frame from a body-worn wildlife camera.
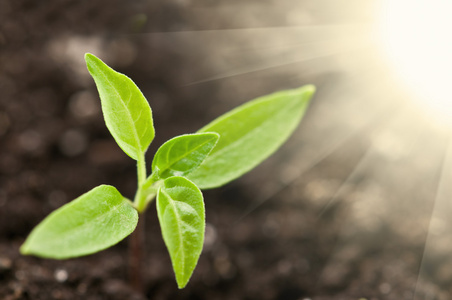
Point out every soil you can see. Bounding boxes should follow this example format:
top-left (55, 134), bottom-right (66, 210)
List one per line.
top-left (1, 0), bottom-right (452, 299)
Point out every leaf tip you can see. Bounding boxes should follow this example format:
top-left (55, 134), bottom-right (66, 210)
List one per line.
top-left (298, 84), bottom-right (316, 98)
top-left (84, 53), bottom-right (98, 75)
top-left (177, 279), bottom-right (188, 289)
top-left (177, 283), bottom-right (187, 290)
top-left (19, 242), bottom-right (30, 256)
top-left (176, 271), bottom-right (193, 289)
top-left (84, 53), bottom-right (107, 73)
top-left (84, 53), bottom-right (96, 64)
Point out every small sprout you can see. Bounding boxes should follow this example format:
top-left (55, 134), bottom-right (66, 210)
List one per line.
top-left (21, 53), bottom-right (315, 289)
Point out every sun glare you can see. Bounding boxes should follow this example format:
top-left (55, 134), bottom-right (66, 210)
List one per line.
top-left (379, 0), bottom-right (452, 125)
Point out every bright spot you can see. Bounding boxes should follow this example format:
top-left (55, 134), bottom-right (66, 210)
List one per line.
top-left (379, 0), bottom-right (452, 125)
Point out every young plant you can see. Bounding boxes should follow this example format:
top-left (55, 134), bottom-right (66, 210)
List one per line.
top-left (20, 53), bottom-right (315, 289)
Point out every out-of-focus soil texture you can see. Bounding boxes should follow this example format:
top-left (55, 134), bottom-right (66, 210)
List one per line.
top-left (2, 0), bottom-right (452, 299)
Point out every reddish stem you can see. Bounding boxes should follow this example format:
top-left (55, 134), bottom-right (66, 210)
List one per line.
top-left (128, 213), bottom-right (145, 293)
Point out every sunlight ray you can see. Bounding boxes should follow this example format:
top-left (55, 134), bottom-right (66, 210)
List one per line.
top-left (414, 130), bottom-right (452, 298)
top-left (225, 36), bottom-right (372, 56)
top-left (184, 43), bottom-right (372, 85)
top-left (317, 146), bottom-right (373, 218)
top-left (138, 23), bottom-right (372, 35)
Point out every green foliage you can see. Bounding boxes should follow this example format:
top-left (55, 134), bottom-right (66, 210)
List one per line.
top-left (188, 85), bottom-right (315, 189)
top-left (21, 53), bottom-right (315, 289)
top-left (20, 185), bottom-right (138, 259)
top-left (157, 176), bottom-right (205, 288)
top-left (85, 53), bottom-right (154, 160)
top-left (152, 133), bottom-right (219, 180)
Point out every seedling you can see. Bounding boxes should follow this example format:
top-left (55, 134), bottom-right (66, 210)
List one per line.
top-left (20, 53), bottom-right (315, 289)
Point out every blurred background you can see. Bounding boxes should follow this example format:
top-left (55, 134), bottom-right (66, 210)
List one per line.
top-left (1, 0), bottom-right (452, 299)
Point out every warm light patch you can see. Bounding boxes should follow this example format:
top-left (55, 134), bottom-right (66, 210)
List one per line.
top-left (379, 0), bottom-right (452, 125)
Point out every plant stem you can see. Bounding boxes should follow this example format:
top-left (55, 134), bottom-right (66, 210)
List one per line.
top-left (135, 154), bottom-right (147, 212)
top-left (129, 153), bottom-right (147, 292)
top-left (128, 213), bottom-right (145, 293)
top-left (137, 154), bottom-right (146, 186)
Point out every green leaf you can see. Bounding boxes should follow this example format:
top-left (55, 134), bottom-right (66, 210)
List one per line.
top-left (85, 53), bottom-right (154, 160)
top-left (187, 85), bottom-right (315, 189)
top-left (20, 185), bottom-right (138, 259)
top-left (157, 176), bottom-right (205, 289)
top-left (152, 132), bottom-right (219, 180)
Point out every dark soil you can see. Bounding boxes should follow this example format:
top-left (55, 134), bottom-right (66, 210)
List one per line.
top-left (2, 0), bottom-right (452, 299)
